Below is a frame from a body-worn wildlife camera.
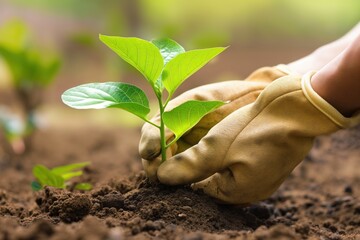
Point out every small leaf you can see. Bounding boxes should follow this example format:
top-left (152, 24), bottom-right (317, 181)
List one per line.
top-left (74, 183), bottom-right (93, 191)
top-left (0, 20), bottom-right (28, 52)
top-left (32, 165), bottom-right (65, 189)
top-left (31, 181), bottom-right (42, 191)
top-left (61, 171), bottom-right (83, 181)
top-left (151, 38), bottom-right (185, 65)
top-left (62, 82), bottom-right (150, 120)
top-left (51, 162), bottom-right (90, 176)
top-left (151, 38), bottom-right (185, 93)
top-left (162, 47), bottom-right (226, 95)
top-left (163, 100), bottom-right (224, 143)
top-left (99, 35), bottom-right (163, 86)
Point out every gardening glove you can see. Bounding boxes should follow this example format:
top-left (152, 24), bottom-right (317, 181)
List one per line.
top-left (152, 72), bottom-right (360, 204)
top-left (139, 66), bottom-right (289, 180)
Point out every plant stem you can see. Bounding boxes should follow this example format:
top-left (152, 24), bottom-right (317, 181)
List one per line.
top-left (157, 95), bottom-right (167, 163)
top-left (143, 119), bottom-right (160, 129)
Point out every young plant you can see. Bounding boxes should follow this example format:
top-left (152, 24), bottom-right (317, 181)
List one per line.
top-left (62, 35), bottom-right (226, 162)
top-left (0, 20), bottom-right (60, 154)
top-left (32, 162), bottom-right (92, 191)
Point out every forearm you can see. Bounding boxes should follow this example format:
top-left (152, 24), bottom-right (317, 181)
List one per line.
top-left (311, 34), bottom-right (360, 117)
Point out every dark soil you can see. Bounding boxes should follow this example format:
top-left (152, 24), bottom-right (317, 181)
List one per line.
top-left (0, 124), bottom-right (360, 240)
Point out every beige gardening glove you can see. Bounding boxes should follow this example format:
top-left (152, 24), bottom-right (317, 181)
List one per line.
top-left (142, 71), bottom-right (360, 204)
top-left (139, 66), bottom-right (288, 180)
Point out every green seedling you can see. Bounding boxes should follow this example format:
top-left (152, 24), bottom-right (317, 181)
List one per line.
top-left (0, 20), bottom-right (60, 154)
top-left (32, 162), bottom-right (92, 191)
top-left (62, 35), bottom-right (226, 162)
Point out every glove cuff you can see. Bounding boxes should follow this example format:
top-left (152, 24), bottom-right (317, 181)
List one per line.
top-left (302, 72), bottom-right (360, 128)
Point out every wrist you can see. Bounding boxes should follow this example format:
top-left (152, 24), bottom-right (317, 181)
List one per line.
top-left (311, 44), bottom-right (360, 117)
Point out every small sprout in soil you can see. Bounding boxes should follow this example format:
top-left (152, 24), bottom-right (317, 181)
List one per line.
top-left (0, 19), bottom-right (60, 154)
top-left (31, 162), bottom-right (92, 191)
top-left (62, 35), bottom-right (226, 162)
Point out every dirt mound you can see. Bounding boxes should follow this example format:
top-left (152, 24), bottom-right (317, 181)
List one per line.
top-left (0, 126), bottom-right (359, 239)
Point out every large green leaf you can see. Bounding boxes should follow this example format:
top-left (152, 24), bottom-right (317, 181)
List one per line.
top-left (162, 47), bottom-right (226, 95)
top-left (99, 35), bottom-right (163, 86)
top-left (62, 82), bottom-right (150, 120)
top-left (151, 38), bottom-right (185, 65)
top-left (32, 165), bottom-right (65, 189)
top-left (163, 100), bottom-right (224, 144)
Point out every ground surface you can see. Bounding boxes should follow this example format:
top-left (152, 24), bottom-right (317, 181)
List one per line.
top-left (0, 124), bottom-right (359, 240)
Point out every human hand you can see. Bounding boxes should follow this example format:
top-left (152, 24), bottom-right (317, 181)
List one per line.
top-left (143, 73), bottom-right (360, 204)
top-left (139, 66), bottom-right (287, 180)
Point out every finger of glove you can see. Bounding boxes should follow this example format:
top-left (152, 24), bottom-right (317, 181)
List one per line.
top-left (191, 169), bottom-right (241, 204)
top-left (190, 168), bottom-right (259, 205)
top-left (142, 143), bottom-right (178, 181)
top-left (156, 104), bottom-right (250, 186)
top-left (139, 116), bottom-right (174, 160)
top-left (156, 127), bottom-right (234, 185)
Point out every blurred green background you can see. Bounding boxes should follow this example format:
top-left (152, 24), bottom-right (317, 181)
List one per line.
top-left (0, 0), bottom-right (359, 127)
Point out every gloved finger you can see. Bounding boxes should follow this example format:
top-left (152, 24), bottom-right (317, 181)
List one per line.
top-left (156, 131), bottom-right (231, 185)
top-left (142, 156), bottom-right (161, 181)
top-left (191, 169), bottom-right (240, 204)
top-left (139, 116), bottom-right (174, 160)
top-left (191, 163), bottom-right (289, 205)
top-left (142, 143), bottom-right (178, 181)
top-left (156, 103), bottom-right (249, 185)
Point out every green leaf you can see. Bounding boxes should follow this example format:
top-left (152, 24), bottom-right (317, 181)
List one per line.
top-left (61, 82), bottom-right (151, 120)
top-left (74, 183), bottom-right (93, 191)
top-left (0, 20), bottom-right (28, 52)
top-left (162, 47), bottom-right (226, 95)
top-left (151, 38), bottom-right (185, 65)
top-left (60, 171), bottom-right (84, 181)
top-left (99, 35), bottom-right (163, 86)
top-left (51, 162), bottom-right (90, 176)
top-left (151, 38), bottom-right (185, 93)
top-left (31, 181), bottom-right (42, 191)
top-left (32, 165), bottom-right (65, 189)
top-left (163, 100), bottom-right (225, 143)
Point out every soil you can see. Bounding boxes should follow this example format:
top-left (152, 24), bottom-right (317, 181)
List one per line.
top-left (0, 124), bottom-right (359, 240)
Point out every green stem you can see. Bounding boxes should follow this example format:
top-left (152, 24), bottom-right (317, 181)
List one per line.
top-left (157, 95), bottom-right (167, 163)
top-left (163, 94), bottom-right (173, 109)
top-left (143, 118), bottom-right (160, 129)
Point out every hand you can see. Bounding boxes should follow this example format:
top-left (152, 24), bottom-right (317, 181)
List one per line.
top-left (139, 66), bottom-right (287, 180)
top-left (146, 73), bottom-right (360, 204)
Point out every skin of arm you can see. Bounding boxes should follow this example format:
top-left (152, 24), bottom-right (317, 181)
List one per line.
top-left (286, 22), bottom-right (360, 117)
top-left (311, 34), bottom-right (360, 117)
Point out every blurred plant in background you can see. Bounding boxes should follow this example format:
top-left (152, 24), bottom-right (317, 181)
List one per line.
top-left (0, 0), bottom-right (358, 129)
top-left (6, 0), bottom-right (360, 45)
top-left (0, 19), bottom-right (60, 155)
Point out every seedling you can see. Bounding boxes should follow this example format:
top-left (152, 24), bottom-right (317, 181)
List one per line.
top-left (32, 162), bottom-right (92, 191)
top-left (62, 35), bottom-right (226, 162)
top-left (0, 20), bottom-right (60, 154)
